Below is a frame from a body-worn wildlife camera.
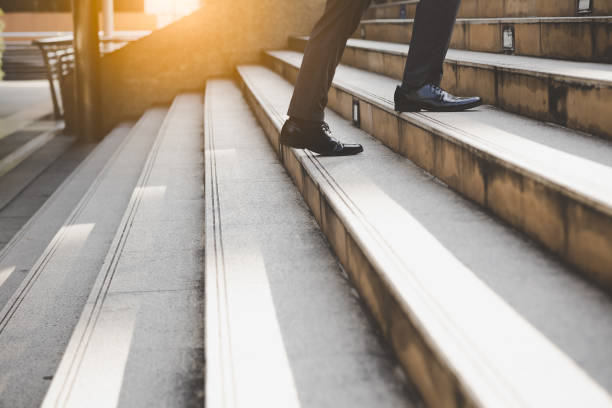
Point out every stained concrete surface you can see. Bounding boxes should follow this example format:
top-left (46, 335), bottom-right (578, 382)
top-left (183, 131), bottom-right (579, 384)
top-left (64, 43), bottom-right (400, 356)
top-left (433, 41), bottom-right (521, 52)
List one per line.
top-left (0, 111), bottom-right (163, 408)
top-left (205, 80), bottom-right (424, 408)
top-left (240, 66), bottom-right (612, 394)
top-left (0, 134), bottom-right (82, 251)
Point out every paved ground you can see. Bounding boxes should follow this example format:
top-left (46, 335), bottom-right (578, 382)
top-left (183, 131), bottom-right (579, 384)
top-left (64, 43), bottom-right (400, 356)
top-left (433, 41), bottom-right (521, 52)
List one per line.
top-left (0, 79), bottom-right (70, 253)
top-left (0, 80), bottom-right (52, 118)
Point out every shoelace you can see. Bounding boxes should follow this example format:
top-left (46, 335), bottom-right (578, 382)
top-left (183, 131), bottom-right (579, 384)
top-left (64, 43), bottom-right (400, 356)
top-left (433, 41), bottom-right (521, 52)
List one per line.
top-left (321, 121), bottom-right (341, 147)
top-left (321, 121), bottom-right (331, 134)
top-left (431, 84), bottom-right (446, 100)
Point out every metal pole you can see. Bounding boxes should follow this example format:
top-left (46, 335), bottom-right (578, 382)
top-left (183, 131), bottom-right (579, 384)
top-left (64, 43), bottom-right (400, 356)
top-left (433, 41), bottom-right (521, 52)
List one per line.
top-left (72, 0), bottom-right (102, 141)
top-left (102, 0), bottom-right (114, 52)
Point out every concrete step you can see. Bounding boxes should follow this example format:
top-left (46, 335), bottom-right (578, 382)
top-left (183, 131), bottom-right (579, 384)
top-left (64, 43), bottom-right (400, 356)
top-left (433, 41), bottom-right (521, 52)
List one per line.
top-left (365, 0), bottom-right (612, 19)
top-left (0, 123), bottom-right (130, 310)
top-left (0, 98), bottom-right (54, 141)
top-left (42, 94), bottom-right (204, 408)
top-left (0, 123), bottom-right (64, 180)
top-left (265, 50), bottom-right (612, 297)
top-left (204, 79), bottom-right (423, 408)
top-left (0, 125), bottom-right (70, 214)
top-left (357, 17), bottom-right (612, 63)
top-left (0, 80), bottom-right (53, 118)
top-left (1, 46), bottom-right (46, 80)
top-left (365, 1), bottom-right (419, 20)
top-left (236, 64), bottom-right (612, 408)
top-left (289, 36), bottom-right (612, 140)
top-left (0, 109), bottom-right (165, 407)
top-left (0, 139), bottom-right (93, 257)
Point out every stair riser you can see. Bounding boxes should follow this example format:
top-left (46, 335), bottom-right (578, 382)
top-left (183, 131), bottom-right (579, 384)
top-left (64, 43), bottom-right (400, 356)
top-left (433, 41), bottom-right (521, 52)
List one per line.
top-left (237, 74), bottom-right (480, 408)
top-left (365, 5), bottom-right (417, 20)
top-left (365, 0), bottom-right (612, 19)
top-left (357, 20), bottom-right (612, 63)
top-left (263, 52), bottom-right (612, 293)
top-left (290, 37), bottom-right (612, 141)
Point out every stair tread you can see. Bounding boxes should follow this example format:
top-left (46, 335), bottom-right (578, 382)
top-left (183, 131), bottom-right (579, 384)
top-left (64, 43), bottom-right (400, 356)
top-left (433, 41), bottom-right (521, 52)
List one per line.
top-left (42, 95), bottom-right (204, 408)
top-left (0, 81), bottom-right (52, 118)
top-left (203, 80), bottom-right (420, 407)
top-left (269, 49), bottom-right (612, 212)
top-left (0, 127), bottom-right (56, 165)
top-left (314, 37), bottom-right (612, 84)
top-left (238, 64), bottom-right (612, 404)
top-left (0, 109), bottom-right (165, 408)
top-left (0, 124), bottom-right (128, 310)
top-left (0, 130), bottom-right (73, 217)
top-left (0, 137), bottom-right (90, 255)
top-left (0, 100), bottom-right (54, 141)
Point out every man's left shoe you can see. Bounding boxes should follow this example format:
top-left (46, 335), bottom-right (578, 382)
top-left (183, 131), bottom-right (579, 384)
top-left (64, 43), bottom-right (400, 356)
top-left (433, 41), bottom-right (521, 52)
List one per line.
top-left (394, 84), bottom-right (482, 112)
top-left (280, 118), bottom-right (363, 156)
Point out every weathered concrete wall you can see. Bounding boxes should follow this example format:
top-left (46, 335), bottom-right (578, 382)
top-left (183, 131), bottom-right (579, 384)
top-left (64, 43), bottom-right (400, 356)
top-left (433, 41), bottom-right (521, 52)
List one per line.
top-left (2, 12), bottom-right (157, 31)
top-left (100, 0), bottom-right (325, 132)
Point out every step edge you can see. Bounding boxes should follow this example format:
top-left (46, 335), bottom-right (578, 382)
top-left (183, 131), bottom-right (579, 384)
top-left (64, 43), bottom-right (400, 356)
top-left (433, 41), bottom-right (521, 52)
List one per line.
top-left (361, 16), bottom-right (612, 24)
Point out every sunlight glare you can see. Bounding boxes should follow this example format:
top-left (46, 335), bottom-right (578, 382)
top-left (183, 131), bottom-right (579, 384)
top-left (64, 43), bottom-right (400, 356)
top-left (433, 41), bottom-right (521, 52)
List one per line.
top-left (0, 266), bottom-right (16, 288)
top-left (145, 0), bottom-right (202, 27)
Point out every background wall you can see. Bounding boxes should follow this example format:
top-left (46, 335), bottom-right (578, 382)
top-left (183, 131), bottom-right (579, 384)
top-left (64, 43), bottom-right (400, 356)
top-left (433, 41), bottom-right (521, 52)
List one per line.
top-left (2, 12), bottom-right (157, 32)
top-left (0, 0), bottom-right (144, 12)
top-left (99, 0), bottom-right (325, 132)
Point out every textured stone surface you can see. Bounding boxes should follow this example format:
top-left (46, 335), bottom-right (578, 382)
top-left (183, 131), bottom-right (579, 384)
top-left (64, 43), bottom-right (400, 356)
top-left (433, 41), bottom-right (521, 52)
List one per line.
top-left (43, 95), bottom-right (204, 408)
top-left (365, 0), bottom-right (612, 19)
top-left (100, 0), bottom-right (325, 133)
top-left (237, 64), bottom-right (612, 406)
top-left (0, 124), bottom-right (127, 310)
top-left (0, 134), bottom-right (75, 249)
top-left (266, 49), bottom-right (612, 291)
top-left (205, 79), bottom-right (422, 408)
top-left (290, 37), bottom-right (612, 140)
top-left (0, 80), bottom-right (50, 118)
top-left (0, 110), bottom-right (164, 408)
top-left (358, 17), bottom-right (612, 63)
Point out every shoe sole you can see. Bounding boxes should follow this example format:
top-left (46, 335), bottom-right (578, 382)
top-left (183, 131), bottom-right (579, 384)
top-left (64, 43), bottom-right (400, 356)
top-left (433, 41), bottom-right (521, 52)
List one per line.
top-left (316, 145), bottom-right (364, 157)
top-left (395, 99), bottom-right (483, 113)
top-left (280, 143), bottom-right (364, 156)
top-left (280, 136), bottom-right (364, 156)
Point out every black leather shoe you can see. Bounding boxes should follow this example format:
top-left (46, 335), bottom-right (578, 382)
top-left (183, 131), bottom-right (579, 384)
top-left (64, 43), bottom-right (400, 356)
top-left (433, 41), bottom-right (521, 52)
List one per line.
top-left (280, 118), bottom-right (363, 156)
top-left (394, 84), bottom-right (482, 112)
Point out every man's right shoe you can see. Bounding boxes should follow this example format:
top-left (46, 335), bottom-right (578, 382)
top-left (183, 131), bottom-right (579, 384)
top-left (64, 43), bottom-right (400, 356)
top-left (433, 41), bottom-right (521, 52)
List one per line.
top-left (280, 118), bottom-right (363, 156)
top-left (394, 84), bottom-right (482, 112)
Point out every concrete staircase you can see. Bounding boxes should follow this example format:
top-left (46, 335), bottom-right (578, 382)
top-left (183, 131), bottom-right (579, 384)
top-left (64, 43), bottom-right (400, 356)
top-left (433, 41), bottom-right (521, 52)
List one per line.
top-left (366, 0), bottom-right (612, 19)
top-left (0, 82), bottom-right (72, 251)
top-left (0, 1), bottom-right (611, 407)
top-left (1, 42), bottom-right (47, 80)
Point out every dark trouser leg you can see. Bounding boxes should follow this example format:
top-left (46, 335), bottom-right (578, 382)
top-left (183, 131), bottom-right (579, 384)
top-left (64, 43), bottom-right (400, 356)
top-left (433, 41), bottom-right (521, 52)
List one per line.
top-left (287, 0), bottom-right (371, 122)
top-left (402, 0), bottom-right (461, 90)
